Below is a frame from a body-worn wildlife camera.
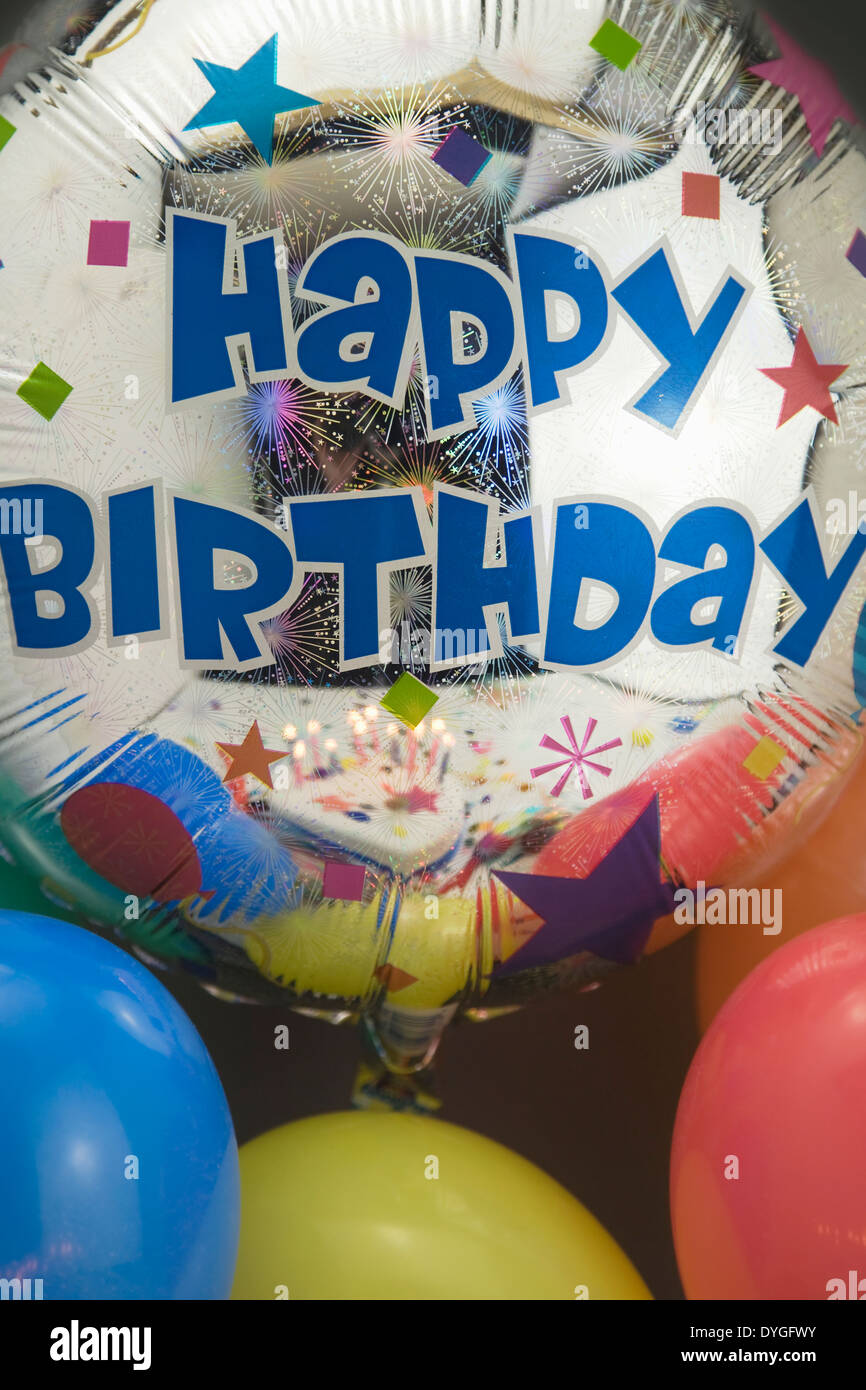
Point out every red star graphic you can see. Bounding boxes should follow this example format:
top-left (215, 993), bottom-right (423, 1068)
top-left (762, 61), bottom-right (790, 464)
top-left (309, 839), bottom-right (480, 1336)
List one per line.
top-left (759, 329), bottom-right (847, 427)
top-left (216, 721), bottom-right (287, 789)
top-left (749, 19), bottom-right (856, 157)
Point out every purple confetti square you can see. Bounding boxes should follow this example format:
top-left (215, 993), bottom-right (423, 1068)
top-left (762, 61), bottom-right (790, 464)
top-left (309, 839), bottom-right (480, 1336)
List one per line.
top-left (322, 860), bottom-right (366, 902)
top-left (87, 219), bottom-right (131, 267)
top-left (846, 229), bottom-right (866, 278)
top-left (430, 127), bottom-right (491, 186)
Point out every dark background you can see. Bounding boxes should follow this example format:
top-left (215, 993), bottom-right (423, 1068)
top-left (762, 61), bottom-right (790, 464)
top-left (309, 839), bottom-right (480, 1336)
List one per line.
top-left (2, 0), bottom-right (865, 1302)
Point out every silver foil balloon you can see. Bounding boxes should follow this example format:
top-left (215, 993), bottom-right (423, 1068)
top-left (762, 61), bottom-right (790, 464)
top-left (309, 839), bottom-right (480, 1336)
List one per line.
top-left (0, 0), bottom-right (865, 1100)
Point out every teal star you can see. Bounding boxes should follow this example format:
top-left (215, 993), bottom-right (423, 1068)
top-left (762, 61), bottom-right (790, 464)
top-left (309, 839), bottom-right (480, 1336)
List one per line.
top-left (184, 34), bottom-right (319, 164)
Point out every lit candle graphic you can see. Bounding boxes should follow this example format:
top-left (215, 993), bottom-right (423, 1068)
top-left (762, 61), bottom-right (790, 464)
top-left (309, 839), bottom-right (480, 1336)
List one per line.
top-left (426, 716), bottom-right (446, 775)
top-left (407, 722), bottom-right (425, 777)
top-left (307, 719), bottom-right (322, 767)
top-left (363, 705), bottom-right (381, 754)
top-left (348, 711), bottom-right (366, 763)
top-left (440, 732), bottom-right (455, 782)
top-left (293, 740), bottom-right (306, 785)
top-left (386, 723), bottom-right (400, 764)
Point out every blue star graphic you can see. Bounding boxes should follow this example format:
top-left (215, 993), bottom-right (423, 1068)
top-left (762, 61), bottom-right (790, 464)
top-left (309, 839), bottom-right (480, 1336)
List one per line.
top-left (184, 34), bottom-right (319, 163)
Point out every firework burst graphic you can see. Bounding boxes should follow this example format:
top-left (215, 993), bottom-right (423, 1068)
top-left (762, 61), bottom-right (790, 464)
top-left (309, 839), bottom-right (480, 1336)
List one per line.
top-left (477, 7), bottom-right (598, 124)
top-left (155, 679), bottom-right (241, 752)
top-left (6, 144), bottom-right (111, 247)
top-left (445, 374), bottom-right (530, 507)
top-left (328, 83), bottom-right (462, 214)
top-left (369, 173), bottom-right (494, 263)
top-left (354, 432), bottom-right (470, 504)
top-left (389, 567), bottom-right (432, 633)
top-left (657, 0), bottom-right (731, 43)
top-left (349, 353), bottom-right (444, 447)
top-left (278, 205), bottom-right (347, 324)
top-left (221, 378), bottom-right (351, 496)
top-left (551, 87), bottom-right (676, 197)
top-left (593, 671), bottom-right (685, 783)
top-left (58, 661), bottom-right (179, 758)
top-left (204, 131), bottom-right (339, 237)
top-left (447, 632), bottom-right (539, 698)
top-left (2, 341), bottom-right (123, 492)
top-left (131, 413), bottom-right (251, 509)
top-left (357, 5), bottom-right (477, 86)
top-left (258, 575), bottom-right (341, 684)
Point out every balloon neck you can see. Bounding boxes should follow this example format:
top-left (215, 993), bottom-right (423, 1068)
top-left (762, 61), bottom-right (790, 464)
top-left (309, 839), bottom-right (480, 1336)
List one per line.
top-left (351, 1011), bottom-right (448, 1114)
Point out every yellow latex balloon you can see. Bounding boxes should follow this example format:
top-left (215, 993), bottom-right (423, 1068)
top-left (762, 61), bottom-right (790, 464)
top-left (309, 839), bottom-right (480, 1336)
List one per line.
top-left (232, 1112), bottom-right (651, 1300)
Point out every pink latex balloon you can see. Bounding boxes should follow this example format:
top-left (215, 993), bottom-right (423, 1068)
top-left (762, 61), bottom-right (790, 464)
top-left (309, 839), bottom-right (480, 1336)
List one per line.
top-left (671, 914), bottom-right (866, 1300)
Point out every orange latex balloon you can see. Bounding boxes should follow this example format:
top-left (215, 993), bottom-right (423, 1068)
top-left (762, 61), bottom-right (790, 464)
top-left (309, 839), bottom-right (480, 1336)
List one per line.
top-left (671, 915), bottom-right (866, 1300)
top-left (695, 736), bottom-right (866, 1031)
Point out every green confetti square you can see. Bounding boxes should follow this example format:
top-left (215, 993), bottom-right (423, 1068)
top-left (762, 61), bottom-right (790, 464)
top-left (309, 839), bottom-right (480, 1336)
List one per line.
top-left (380, 672), bottom-right (438, 729)
top-left (17, 361), bottom-right (73, 421)
top-left (589, 19), bottom-right (642, 71)
top-left (0, 115), bottom-right (16, 152)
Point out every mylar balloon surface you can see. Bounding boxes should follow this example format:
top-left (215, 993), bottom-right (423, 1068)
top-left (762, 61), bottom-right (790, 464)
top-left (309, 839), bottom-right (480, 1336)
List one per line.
top-left (1, 0), bottom-right (865, 1083)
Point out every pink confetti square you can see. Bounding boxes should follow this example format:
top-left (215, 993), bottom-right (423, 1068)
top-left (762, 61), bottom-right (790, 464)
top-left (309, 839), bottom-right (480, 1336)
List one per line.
top-left (322, 860), bottom-right (366, 902)
top-left (87, 219), bottom-right (131, 267)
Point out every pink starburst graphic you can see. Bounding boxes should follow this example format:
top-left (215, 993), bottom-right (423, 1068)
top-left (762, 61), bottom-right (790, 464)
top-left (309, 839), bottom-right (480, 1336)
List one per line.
top-left (531, 716), bottom-right (622, 800)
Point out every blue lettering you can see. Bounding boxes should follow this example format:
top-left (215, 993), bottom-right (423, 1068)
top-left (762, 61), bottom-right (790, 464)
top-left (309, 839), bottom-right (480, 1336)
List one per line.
top-left (168, 209), bottom-right (291, 406)
top-left (414, 252), bottom-right (517, 438)
top-left (544, 501), bottom-right (655, 668)
top-left (295, 234), bottom-right (414, 403)
top-left (510, 231), bottom-right (609, 408)
top-left (172, 497), bottom-right (297, 668)
top-left (612, 244), bottom-right (749, 431)
top-left (432, 485), bottom-right (540, 668)
top-left (107, 485), bottom-right (162, 638)
top-left (0, 484), bottom-right (96, 652)
top-left (762, 496), bottom-right (866, 667)
top-left (651, 506), bottom-right (755, 652)
top-left (288, 490), bottom-right (430, 668)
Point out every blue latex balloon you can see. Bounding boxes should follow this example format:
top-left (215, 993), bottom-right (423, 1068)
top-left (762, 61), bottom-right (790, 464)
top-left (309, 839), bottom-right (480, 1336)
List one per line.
top-left (0, 911), bottom-right (239, 1299)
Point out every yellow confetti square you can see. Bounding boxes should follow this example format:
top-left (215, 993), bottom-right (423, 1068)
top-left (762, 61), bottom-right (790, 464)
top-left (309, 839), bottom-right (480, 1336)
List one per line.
top-left (742, 736), bottom-right (786, 780)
